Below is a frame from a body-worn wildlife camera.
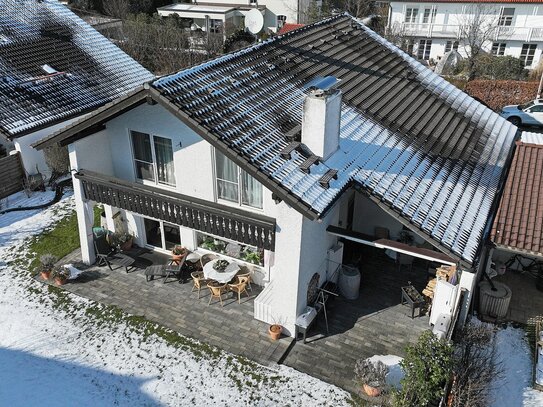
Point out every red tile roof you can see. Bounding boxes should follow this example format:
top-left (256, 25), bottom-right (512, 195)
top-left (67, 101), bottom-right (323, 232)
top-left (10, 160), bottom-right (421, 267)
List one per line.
top-left (277, 23), bottom-right (304, 35)
top-left (491, 141), bottom-right (543, 258)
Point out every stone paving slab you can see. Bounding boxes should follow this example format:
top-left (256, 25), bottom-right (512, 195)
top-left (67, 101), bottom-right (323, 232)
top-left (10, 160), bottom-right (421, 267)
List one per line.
top-left (47, 248), bottom-right (292, 368)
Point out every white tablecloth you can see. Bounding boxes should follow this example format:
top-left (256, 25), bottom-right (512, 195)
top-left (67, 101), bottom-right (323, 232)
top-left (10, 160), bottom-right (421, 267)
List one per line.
top-left (203, 260), bottom-right (240, 284)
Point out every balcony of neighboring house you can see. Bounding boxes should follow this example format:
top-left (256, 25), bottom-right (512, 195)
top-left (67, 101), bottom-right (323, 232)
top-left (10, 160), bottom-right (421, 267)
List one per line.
top-left (402, 22), bottom-right (543, 42)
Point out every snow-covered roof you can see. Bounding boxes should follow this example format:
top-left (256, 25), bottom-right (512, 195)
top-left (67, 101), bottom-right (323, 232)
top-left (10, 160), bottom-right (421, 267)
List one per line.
top-left (0, 0), bottom-right (153, 138)
top-left (521, 131), bottom-right (543, 145)
top-left (151, 14), bottom-right (517, 264)
top-left (38, 13), bottom-right (517, 265)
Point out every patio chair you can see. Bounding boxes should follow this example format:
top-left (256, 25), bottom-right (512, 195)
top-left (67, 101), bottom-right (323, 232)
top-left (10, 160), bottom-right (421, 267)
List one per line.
top-left (236, 268), bottom-right (253, 292)
top-left (93, 228), bottom-right (135, 273)
top-left (207, 282), bottom-right (228, 306)
top-left (191, 271), bottom-right (209, 299)
top-left (228, 276), bottom-right (249, 304)
top-left (200, 253), bottom-right (218, 268)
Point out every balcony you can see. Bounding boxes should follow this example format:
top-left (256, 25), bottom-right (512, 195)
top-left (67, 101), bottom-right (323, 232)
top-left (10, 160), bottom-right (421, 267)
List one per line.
top-left (401, 23), bottom-right (543, 42)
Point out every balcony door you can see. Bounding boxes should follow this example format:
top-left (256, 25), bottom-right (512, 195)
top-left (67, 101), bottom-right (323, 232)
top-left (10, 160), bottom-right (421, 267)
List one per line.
top-left (142, 217), bottom-right (181, 251)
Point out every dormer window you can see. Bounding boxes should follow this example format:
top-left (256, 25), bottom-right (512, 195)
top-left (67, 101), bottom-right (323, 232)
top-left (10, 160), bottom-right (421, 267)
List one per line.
top-left (42, 64), bottom-right (58, 74)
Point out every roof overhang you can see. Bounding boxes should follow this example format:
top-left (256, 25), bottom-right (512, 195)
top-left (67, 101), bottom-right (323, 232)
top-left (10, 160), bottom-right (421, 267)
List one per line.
top-left (327, 225), bottom-right (458, 266)
top-left (32, 84), bottom-right (320, 221)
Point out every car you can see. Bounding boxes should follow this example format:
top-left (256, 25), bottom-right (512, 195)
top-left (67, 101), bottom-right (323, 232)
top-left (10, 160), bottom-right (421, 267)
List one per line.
top-left (500, 99), bottom-right (543, 127)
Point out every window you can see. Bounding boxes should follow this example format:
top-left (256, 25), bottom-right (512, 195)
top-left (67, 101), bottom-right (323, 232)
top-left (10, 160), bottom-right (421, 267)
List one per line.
top-left (277, 15), bottom-right (287, 29)
top-left (143, 218), bottom-right (181, 250)
top-left (417, 39), bottom-right (432, 60)
top-left (445, 40), bottom-right (459, 53)
top-left (520, 44), bottom-right (537, 66)
top-left (405, 8), bottom-right (419, 23)
top-left (131, 131), bottom-right (175, 186)
top-left (422, 8), bottom-right (436, 24)
top-left (215, 150), bottom-right (263, 209)
top-left (197, 232), bottom-right (264, 266)
top-left (499, 8), bottom-right (514, 26)
top-left (527, 104), bottom-right (543, 113)
top-left (491, 42), bottom-right (506, 56)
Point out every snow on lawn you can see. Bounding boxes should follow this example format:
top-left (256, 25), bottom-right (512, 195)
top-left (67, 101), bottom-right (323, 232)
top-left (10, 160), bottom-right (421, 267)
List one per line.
top-left (489, 324), bottom-right (543, 407)
top-left (0, 195), bottom-right (351, 406)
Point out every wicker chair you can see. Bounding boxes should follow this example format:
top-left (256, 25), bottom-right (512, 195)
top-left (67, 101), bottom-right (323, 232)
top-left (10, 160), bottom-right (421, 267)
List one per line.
top-left (236, 268), bottom-right (253, 292)
top-left (207, 282), bottom-right (228, 306)
top-left (200, 253), bottom-right (219, 268)
top-left (228, 276), bottom-right (249, 304)
top-left (191, 271), bottom-right (209, 299)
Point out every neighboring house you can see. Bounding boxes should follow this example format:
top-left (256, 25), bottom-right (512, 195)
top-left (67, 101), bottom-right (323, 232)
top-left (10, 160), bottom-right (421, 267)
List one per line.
top-left (388, 0), bottom-right (543, 68)
top-left (35, 13), bottom-right (517, 336)
top-left (157, 0), bottom-right (311, 34)
top-left (491, 132), bottom-right (543, 262)
top-left (0, 0), bottom-right (153, 179)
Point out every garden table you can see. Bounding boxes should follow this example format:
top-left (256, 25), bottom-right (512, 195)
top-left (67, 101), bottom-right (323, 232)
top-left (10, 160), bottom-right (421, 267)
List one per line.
top-left (203, 259), bottom-right (240, 284)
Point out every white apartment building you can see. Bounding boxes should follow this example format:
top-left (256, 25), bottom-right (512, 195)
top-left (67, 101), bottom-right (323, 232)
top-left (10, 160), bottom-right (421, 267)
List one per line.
top-left (388, 1), bottom-right (543, 68)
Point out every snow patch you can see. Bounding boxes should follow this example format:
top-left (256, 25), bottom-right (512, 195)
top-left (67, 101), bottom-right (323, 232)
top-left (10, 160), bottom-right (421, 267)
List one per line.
top-left (368, 355), bottom-right (403, 388)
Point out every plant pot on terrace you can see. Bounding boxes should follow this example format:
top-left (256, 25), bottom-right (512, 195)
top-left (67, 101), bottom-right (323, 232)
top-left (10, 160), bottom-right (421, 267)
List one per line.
top-left (38, 254), bottom-right (58, 281)
top-left (268, 324), bottom-right (283, 341)
top-left (51, 266), bottom-right (70, 286)
top-left (353, 359), bottom-right (388, 398)
top-left (171, 245), bottom-right (188, 264)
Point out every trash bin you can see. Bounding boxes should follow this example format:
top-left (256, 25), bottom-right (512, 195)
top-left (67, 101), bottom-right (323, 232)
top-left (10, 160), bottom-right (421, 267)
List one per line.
top-left (338, 265), bottom-right (361, 300)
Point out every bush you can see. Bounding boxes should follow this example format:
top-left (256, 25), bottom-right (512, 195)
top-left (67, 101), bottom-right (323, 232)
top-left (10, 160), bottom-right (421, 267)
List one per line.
top-left (392, 331), bottom-right (453, 407)
top-left (44, 144), bottom-right (69, 179)
top-left (465, 80), bottom-right (539, 111)
top-left (39, 254), bottom-right (58, 271)
top-left (455, 54), bottom-right (528, 81)
top-left (354, 358), bottom-right (388, 388)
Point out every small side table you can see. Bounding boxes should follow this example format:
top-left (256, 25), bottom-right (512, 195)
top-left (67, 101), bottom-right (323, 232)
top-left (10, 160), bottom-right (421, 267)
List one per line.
top-left (401, 285), bottom-right (425, 319)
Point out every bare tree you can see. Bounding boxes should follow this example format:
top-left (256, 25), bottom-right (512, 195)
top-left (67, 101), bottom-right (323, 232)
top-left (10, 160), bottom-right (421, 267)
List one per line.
top-left (103, 0), bottom-right (130, 19)
top-left (340, 0), bottom-right (376, 19)
top-left (456, 4), bottom-right (502, 80)
top-left (449, 322), bottom-right (503, 407)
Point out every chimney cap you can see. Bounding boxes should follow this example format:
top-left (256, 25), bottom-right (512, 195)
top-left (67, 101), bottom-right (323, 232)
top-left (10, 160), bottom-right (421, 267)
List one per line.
top-left (304, 76), bottom-right (341, 93)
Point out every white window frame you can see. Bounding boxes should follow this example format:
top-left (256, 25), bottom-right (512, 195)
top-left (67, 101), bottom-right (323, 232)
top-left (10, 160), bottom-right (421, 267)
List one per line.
top-left (417, 39), bottom-right (432, 60)
top-left (520, 43), bottom-right (537, 66)
top-left (213, 148), bottom-right (263, 210)
top-left (491, 42), bottom-right (506, 56)
top-left (130, 130), bottom-right (176, 188)
top-left (405, 7), bottom-right (419, 24)
top-left (422, 7), bottom-right (436, 24)
top-left (498, 7), bottom-right (515, 27)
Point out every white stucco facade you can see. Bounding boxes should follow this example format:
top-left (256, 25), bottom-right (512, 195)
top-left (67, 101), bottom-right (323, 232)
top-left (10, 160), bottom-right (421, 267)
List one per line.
top-left (12, 116), bottom-right (84, 179)
top-left (158, 0), bottom-right (309, 34)
top-left (388, 1), bottom-right (543, 67)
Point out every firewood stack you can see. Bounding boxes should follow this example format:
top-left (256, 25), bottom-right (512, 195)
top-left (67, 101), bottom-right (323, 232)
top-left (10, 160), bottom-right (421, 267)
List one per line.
top-left (422, 265), bottom-right (457, 300)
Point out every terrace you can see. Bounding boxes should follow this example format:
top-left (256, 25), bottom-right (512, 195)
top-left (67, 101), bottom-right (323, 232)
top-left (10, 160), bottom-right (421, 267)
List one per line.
top-left (47, 243), bottom-right (432, 393)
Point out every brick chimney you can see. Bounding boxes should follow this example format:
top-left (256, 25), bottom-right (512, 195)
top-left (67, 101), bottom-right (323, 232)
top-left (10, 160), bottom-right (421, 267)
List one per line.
top-left (301, 88), bottom-right (342, 161)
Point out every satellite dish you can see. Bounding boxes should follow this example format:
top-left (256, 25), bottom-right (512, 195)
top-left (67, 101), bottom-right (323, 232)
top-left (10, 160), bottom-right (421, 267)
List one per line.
top-left (245, 9), bottom-right (264, 35)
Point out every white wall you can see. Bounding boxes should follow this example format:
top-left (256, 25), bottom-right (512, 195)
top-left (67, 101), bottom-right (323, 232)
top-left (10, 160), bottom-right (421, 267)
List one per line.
top-left (13, 116), bottom-right (82, 179)
top-left (390, 1), bottom-right (543, 67)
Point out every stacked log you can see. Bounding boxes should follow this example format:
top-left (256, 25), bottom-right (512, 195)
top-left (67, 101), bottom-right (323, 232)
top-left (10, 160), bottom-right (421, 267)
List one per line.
top-left (422, 265), bottom-right (457, 300)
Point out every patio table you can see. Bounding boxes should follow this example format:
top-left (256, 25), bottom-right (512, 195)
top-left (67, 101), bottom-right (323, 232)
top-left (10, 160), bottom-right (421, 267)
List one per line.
top-left (203, 259), bottom-right (240, 284)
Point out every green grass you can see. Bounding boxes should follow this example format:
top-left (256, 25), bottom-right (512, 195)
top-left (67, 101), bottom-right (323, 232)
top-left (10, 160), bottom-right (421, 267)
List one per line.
top-left (27, 210), bottom-right (80, 274)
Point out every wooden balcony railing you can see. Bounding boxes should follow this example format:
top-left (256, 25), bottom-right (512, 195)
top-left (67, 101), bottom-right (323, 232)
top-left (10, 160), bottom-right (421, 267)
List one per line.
top-left (74, 170), bottom-right (276, 251)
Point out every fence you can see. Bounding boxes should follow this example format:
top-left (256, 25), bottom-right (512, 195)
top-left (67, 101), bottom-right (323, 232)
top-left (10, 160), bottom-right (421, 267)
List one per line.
top-left (0, 152), bottom-right (25, 200)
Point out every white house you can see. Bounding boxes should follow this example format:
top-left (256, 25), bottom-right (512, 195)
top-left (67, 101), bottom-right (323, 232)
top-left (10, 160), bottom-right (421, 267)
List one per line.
top-left (35, 13), bottom-right (517, 337)
top-left (157, 0), bottom-right (311, 35)
top-left (0, 0), bottom-right (152, 179)
top-left (388, 0), bottom-right (543, 68)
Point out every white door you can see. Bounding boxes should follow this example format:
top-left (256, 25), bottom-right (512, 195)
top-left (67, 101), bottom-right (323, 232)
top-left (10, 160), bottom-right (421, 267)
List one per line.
top-left (430, 279), bottom-right (458, 325)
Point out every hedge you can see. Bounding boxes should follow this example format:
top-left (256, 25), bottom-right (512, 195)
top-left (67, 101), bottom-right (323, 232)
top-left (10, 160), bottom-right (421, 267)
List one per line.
top-left (464, 80), bottom-right (539, 111)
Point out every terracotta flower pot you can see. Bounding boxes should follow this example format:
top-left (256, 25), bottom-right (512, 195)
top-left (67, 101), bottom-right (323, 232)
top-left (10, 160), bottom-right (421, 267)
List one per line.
top-left (171, 253), bottom-right (185, 263)
top-left (268, 324), bottom-right (283, 341)
top-left (363, 383), bottom-right (381, 397)
top-left (54, 277), bottom-right (67, 286)
top-left (40, 271), bottom-right (51, 280)
top-left (120, 238), bottom-right (133, 251)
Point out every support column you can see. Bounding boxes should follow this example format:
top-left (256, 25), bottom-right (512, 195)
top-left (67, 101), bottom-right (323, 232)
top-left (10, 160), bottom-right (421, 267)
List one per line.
top-left (69, 143), bottom-right (95, 265)
top-left (73, 177), bottom-right (96, 265)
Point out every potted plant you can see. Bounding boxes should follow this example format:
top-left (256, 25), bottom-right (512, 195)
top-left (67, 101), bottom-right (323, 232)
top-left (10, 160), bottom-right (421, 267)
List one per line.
top-left (268, 323), bottom-right (283, 341)
top-left (353, 358), bottom-right (388, 397)
top-left (242, 249), bottom-right (262, 265)
top-left (111, 232), bottom-right (134, 251)
top-left (171, 245), bottom-right (187, 263)
top-left (51, 266), bottom-right (70, 286)
top-left (38, 254), bottom-right (58, 280)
